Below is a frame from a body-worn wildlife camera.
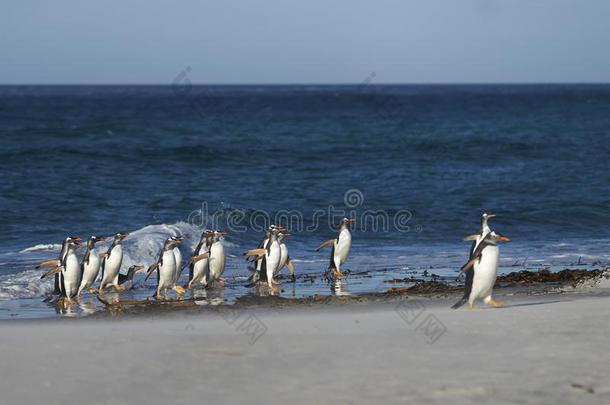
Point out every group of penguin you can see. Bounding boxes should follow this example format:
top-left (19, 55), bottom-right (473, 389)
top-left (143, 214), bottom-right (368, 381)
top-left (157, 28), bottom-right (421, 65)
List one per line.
top-left (35, 213), bottom-right (508, 310)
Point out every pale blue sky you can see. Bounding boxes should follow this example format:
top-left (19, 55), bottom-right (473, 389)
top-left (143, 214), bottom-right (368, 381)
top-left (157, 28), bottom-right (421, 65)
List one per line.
top-left (1, 0), bottom-right (609, 84)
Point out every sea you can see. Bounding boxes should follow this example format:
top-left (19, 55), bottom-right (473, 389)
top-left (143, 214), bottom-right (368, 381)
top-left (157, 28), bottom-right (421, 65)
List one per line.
top-left (1, 84), bottom-right (609, 318)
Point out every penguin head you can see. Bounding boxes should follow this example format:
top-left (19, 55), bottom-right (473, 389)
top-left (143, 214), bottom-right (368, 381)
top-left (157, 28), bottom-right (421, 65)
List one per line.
top-left (212, 230), bottom-right (227, 241)
top-left (114, 232), bottom-right (129, 242)
top-left (88, 235), bottom-right (105, 248)
top-left (341, 217), bottom-right (356, 228)
top-left (488, 231), bottom-right (510, 244)
top-left (277, 231), bottom-right (290, 241)
top-left (481, 212), bottom-right (496, 222)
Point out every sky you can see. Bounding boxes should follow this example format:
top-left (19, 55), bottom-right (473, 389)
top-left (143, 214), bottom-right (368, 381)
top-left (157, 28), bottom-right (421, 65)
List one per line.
top-left (1, 0), bottom-right (609, 84)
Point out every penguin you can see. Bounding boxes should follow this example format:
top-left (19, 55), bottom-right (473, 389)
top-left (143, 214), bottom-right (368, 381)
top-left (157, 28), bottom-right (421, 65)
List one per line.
top-left (77, 235), bottom-right (105, 297)
top-left (316, 217), bottom-right (355, 278)
top-left (185, 230), bottom-right (213, 289)
top-left (145, 237), bottom-right (185, 300)
top-left (98, 231), bottom-right (129, 293)
top-left (207, 230), bottom-right (227, 287)
top-left (452, 231), bottom-right (510, 310)
top-left (36, 236), bottom-right (81, 296)
top-left (464, 212), bottom-right (496, 257)
top-left (171, 235), bottom-right (185, 282)
top-left (246, 225), bottom-right (284, 287)
top-left (244, 228), bottom-right (281, 289)
top-left (40, 238), bottom-right (82, 304)
top-left (117, 264), bottom-right (144, 291)
top-left (274, 231), bottom-right (296, 282)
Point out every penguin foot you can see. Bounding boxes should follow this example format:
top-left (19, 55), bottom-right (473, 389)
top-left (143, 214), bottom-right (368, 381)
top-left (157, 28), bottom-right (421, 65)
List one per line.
top-left (114, 284), bottom-right (126, 292)
top-left (488, 298), bottom-right (505, 308)
top-left (333, 269), bottom-right (343, 278)
top-left (173, 285), bottom-right (186, 295)
top-left (87, 287), bottom-right (97, 293)
top-left (468, 302), bottom-right (476, 311)
top-left (154, 294), bottom-right (163, 301)
top-left (271, 279), bottom-right (280, 286)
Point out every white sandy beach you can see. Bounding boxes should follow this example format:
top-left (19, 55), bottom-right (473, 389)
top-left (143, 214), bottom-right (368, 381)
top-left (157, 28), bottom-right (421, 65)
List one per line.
top-left (1, 291), bottom-right (610, 404)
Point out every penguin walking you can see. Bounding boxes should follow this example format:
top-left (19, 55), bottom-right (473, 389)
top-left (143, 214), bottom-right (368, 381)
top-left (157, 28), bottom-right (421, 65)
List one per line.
top-left (452, 231), bottom-right (510, 310)
top-left (171, 235), bottom-right (185, 282)
top-left (245, 227), bottom-right (281, 289)
top-left (316, 218), bottom-right (355, 278)
top-left (98, 232), bottom-right (129, 293)
top-left (207, 230), bottom-right (227, 287)
top-left (117, 265), bottom-right (144, 291)
top-left (36, 236), bottom-right (82, 296)
top-left (185, 230), bottom-right (213, 289)
top-left (275, 231), bottom-right (296, 282)
top-left (40, 238), bottom-right (82, 304)
top-left (249, 225), bottom-right (284, 284)
top-left (77, 235), bottom-right (105, 297)
top-left (145, 237), bottom-right (185, 300)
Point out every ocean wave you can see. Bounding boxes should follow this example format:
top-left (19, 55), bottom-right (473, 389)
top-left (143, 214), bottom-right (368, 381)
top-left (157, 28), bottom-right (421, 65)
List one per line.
top-left (0, 269), bottom-right (54, 300)
top-left (19, 243), bottom-right (62, 253)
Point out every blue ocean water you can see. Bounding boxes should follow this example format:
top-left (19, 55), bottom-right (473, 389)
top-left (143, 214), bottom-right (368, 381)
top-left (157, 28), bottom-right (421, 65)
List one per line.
top-left (1, 84), bottom-right (609, 317)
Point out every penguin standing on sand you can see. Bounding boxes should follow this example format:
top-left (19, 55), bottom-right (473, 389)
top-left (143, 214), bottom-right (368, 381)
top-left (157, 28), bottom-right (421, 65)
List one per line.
top-left (77, 235), bottom-right (105, 297)
top-left (452, 231), bottom-right (510, 310)
top-left (145, 237), bottom-right (185, 299)
top-left (40, 238), bottom-right (82, 304)
top-left (98, 232), bottom-right (129, 293)
top-left (316, 218), bottom-right (355, 278)
top-left (36, 236), bottom-right (82, 296)
top-left (185, 230), bottom-right (213, 289)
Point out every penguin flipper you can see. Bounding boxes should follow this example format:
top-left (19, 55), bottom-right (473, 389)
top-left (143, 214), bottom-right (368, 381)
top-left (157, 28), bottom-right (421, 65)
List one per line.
top-left (451, 298), bottom-right (468, 309)
top-left (36, 259), bottom-right (60, 269)
top-left (452, 268), bottom-right (474, 309)
top-left (286, 258), bottom-right (296, 277)
top-left (144, 263), bottom-right (159, 281)
top-left (316, 239), bottom-right (335, 251)
top-left (244, 248), bottom-right (266, 258)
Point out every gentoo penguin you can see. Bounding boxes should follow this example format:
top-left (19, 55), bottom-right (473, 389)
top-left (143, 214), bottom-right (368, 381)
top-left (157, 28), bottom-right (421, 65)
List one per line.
top-left (252, 225), bottom-right (284, 278)
top-left (98, 231), bottom-right (129, 293)
top-left (245, 228), bottom-right (281, 289)
top-left (171, 235), bottom-right (185, 282)
top-left (117, 264), bottom-right (144, 291)
top-left (41, 238), bottom-right (82, 304)
top-left (452, 231), bottom-right (510, 310)
top-left (185, 230), bottom-right (213, 289)
top-left (145, 237), bottom-right (185, 300)
top-left (36, 236), bottom-right (81, 295)
top-left (77, 235), bottom-right (105, 297)
top-left (275, 231), bottom-right (296, 282)
top-left (316, 217), bottom-right (355, 278)
top-left (464, 212), bottom-right (496, 257)
top-left (206, 230), bottom-right (227, 287)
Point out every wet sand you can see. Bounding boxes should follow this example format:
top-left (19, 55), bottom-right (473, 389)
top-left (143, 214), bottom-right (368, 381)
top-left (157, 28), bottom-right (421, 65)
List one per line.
top-left (2, 285), bottom-right (610, 404)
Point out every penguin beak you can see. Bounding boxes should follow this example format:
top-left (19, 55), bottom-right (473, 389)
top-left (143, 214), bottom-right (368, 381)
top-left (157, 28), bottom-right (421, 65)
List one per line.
top-left (487, 213), bottom-right (497, 219)
top-left (498, 235), bottom-right (510, 242)
top-left (348, 219), bottom-right (356, 224)
top-left (119, 232), bottom-right (129, 239)
top-left (71, 236), bottom-right (82, 242)
top-left (94, 236), bottom-right (105, 242)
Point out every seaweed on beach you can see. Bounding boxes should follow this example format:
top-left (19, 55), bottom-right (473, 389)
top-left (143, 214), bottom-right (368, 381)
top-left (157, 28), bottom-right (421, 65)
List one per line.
top-left (496, 268), bottom-right (605, 286)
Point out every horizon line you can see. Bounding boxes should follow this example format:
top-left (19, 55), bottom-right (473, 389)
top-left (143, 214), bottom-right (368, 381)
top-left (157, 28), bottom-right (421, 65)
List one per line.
top-left (1, 81), bottom-right (610, 87)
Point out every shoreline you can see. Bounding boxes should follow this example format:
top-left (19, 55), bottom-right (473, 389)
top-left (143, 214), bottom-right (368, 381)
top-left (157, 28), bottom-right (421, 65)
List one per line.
top-left (1, 287), bottom-right (610, 404)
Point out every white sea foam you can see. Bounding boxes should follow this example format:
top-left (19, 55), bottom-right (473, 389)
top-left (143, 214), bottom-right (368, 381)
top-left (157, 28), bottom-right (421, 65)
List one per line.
top-left (19, 243), bottom-right (62, 253)
top-left (0, 269), bottom-right (54, 300)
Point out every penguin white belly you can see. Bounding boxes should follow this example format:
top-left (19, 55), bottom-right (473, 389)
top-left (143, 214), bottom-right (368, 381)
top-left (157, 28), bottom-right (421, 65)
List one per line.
top-left (101, 245), bottom-right (123, 286)
top-left (470, 245), bottom-right (499, 302)
top-left (335, 229), bottom-right (352, 266)
top-left (266, 243), bottom-right (281, 282)
top-left (63, 252), bottom-right (81, 298)
top-left (79, 252), bottom-right (100, 291)
top-left (173, 247), bottom-right (183, 282)
top-left (158, 251), bottom-right (176, 290)
top-left (275, 244), bottom-right (288, 276)
top-left (191, 255), bottom-right (210, 285)
top-left (208, 242), bottom-right (225, 282)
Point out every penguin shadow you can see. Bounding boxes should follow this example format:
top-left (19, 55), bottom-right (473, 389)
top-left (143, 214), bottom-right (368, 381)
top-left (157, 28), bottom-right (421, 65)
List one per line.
top-left (330, 277), bottom-right (352, 296)
top-left (501, 299), bottom-right (565, 309)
